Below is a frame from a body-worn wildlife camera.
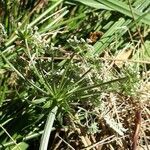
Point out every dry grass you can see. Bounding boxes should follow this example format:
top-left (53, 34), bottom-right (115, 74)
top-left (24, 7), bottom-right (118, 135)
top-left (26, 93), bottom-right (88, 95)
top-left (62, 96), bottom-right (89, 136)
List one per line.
top-left (48, 67), bottom-right (150, 150)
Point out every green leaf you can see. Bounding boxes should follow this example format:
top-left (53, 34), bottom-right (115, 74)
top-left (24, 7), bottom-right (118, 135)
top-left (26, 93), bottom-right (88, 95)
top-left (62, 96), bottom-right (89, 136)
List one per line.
top-left (97, 0), bottom-right (150, 25)
top-left (93, 18), bottom-right (126, 55)
top-left (5, 0), bottom-right (63, 46)
top-left (73, 0), bottom-right (112, 10)
top-left (39, 106), bottom-right (58, 150)
top-left (12, 142), bottom-right (29, 150)
top-left (31, 97), bottom-right (49, 104)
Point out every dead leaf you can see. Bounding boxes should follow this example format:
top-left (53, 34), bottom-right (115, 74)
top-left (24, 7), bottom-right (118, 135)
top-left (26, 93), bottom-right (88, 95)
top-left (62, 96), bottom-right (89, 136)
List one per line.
top-left (115, 49), bottom-right (132, 68)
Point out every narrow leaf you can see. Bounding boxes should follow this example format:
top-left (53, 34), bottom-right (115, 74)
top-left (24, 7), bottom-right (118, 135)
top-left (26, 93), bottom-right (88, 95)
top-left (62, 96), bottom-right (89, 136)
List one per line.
top-left (39, 106), bottom-right (58, 150)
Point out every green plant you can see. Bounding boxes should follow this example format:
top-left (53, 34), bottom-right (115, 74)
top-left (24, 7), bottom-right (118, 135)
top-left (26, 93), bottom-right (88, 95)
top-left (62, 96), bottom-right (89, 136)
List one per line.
top-left (0, 0), bottom-right (149, 149)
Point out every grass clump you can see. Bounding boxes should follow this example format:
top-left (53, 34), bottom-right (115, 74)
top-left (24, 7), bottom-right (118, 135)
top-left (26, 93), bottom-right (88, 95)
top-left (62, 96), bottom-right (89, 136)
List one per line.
top-left (0, 0), bottom-right (150, 149)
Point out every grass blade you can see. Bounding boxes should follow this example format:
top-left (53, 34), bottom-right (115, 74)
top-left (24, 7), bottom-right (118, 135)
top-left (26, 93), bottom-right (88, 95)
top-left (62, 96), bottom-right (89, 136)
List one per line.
top-left (73, 0), bottom-right (112, 10)
top-left (5, 0), bottom-right (63, 47)
top-left (76, 77), bottom-right (127, 92)
top-left (97, 0), bottom-right (150, 25)
top-left (93, 18), bottom-right (126, 55)
top-left (39, 106), bottom-right (58, 150)
top-left (28, 0), bottom-right (63, 28)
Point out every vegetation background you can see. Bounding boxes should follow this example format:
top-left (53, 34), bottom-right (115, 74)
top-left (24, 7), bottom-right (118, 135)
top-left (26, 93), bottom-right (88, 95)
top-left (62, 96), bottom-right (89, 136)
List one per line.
top-left (0, 0), bottom-right (149, 149)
